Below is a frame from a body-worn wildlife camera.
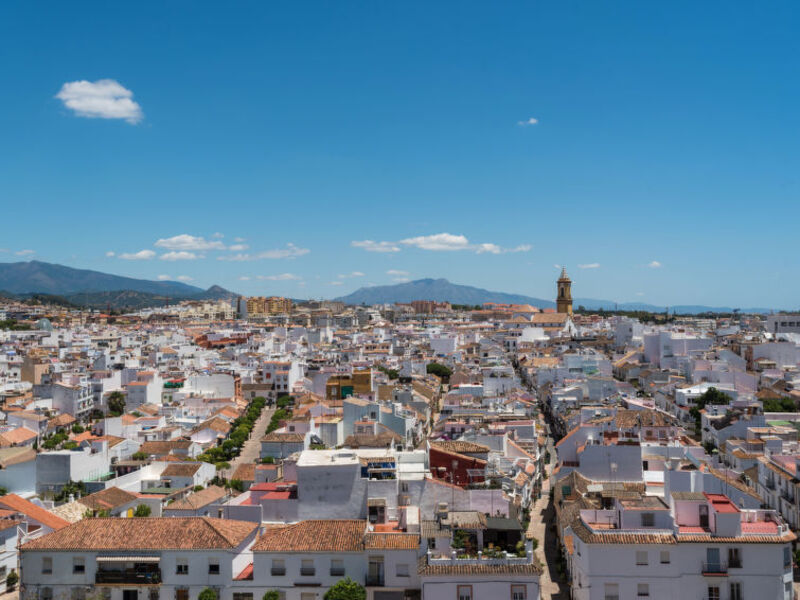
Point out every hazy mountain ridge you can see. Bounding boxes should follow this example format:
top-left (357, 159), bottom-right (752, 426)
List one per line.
top-left (0, 261), bottom-right (236, 310)
top-left (335, 278), bottom-right (778, 314)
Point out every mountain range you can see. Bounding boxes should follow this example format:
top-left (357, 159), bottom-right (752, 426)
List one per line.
top-left (334, 278), bottom-right (778, 314)
top-left (0, 261), bottom-right (235, 310)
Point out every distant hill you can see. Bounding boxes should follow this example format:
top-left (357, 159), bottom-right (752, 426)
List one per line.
top-left (0, 260), bottom-right (203, 296)
top-left (334, 278), bottom-right (777, 314)
top-left (0, 261), bottom-right (237, 310)
top-left (335, 278), bottom-right (557, 307)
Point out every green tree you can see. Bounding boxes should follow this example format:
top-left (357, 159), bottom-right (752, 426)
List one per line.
top-left (426, 362), bottom-right (453, 381)
top-left (71, 423), bottom-right (85, 434)
top-left (132, 451), bottom-right (148, 461)
top-left (133, 504), bottom-right (151, 517)
top-left (323, 577), bottom-right (366, 600)
top-left (262, 592), bottom-right (280, 600)
top-left (198, 588), bottom-right (218, 600)
top-left (763, 397), bottom-right (798, 412)
top-left (107, 391), bottom-right (126, 416)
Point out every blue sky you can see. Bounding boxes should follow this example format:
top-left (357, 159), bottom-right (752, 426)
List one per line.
top-left (1, 2), bottom-right (798, 308)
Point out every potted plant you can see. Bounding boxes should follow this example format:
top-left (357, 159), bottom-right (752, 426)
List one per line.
top-left (6, 569), bottom-right (19, 591)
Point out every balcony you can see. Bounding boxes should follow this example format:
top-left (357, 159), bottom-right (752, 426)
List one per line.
top-left (365, 575), bottom-right (385, 587)
top-left (96, 568), bottom-right (161, 585)
top-left (270, 568), bottom-right (285, 576)
top-left (300, 568), bottom-right (316, 577)
top-left (701, 562), bottom-right (728, 575)
top-left (330, 568), bottom-right (345, 577)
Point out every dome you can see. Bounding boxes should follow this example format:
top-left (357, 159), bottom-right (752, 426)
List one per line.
top-left (35, 318), bottom-right (53, 332)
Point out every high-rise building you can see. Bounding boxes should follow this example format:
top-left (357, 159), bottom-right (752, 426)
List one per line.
top-left (556, 267), bottom-right (573, 315)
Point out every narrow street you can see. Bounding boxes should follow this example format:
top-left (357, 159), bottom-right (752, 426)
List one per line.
top-left (528, 420), bottom-right (568, 600)
top-left (224, 404), bottom-right (275, 479)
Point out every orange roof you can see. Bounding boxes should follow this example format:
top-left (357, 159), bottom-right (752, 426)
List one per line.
top-left (0, 494), bottom-right (70, 531)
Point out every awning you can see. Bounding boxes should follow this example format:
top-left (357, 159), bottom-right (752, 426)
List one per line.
top-left (96, 556), bottom-right (160, 563)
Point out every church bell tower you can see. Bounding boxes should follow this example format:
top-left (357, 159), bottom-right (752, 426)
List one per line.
top-left (556, 267), bottom-right (573, 315)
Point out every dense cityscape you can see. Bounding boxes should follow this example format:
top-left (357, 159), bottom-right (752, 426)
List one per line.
top-left (0, 268), bottom-right (798, 600)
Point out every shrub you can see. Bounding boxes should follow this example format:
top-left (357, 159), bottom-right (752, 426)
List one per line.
top-left (6, 570), bottom-right (18, 588)
top-left (133, 504), bottom-right (151, 517)
top-left (323, 577), bottom-right (366, 600)
top-left (263, 593), bottom-right (280, 600)
top-left (198, 588), bottom-right (217, 600)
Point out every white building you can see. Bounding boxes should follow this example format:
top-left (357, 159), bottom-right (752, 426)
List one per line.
top-left (563, 492), bottom-right (794, 600)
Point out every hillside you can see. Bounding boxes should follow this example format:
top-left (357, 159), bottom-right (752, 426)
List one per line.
top-left (0, 260), bottom-right (203, 296)
top-left (0, 261), bottom-right (237, 310)
top-left (334, 278), bottom-right (777, 314)
top-left (335, 278), bottom-right (557, 307)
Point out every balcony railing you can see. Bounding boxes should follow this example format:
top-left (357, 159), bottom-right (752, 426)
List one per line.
top-left (96, 569), bottom-right (162, 585)
top-left (330, 568), bottom-right (345, 577)
top-left (300, 568), bottom-right (316, 576)
top-left (701, 561), bottom-right (728, 575)
top-left (270, 568), bottom-right (285, 576)
top-left (365, 575), bottom-right (385, 587)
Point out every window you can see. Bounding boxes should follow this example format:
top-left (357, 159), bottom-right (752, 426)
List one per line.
top-left (604, 583), bottom-right (619, 600)
top-left (728, 548), bottom-right (742, 568)
top-left (396, 563), bottom-right (409, 578)
top-left (330, 559), bottom-right (345, 576)
top-left (40, 588), bottom-right (53, 600)
top-left (637, 583), bottom-right (649, 597)
top-left (457, 586), bottom-right (472, 600)
top-left (511, 585), bottom-right (527, 600)
top-left (636, 550), bottom-right (648, 566)
top-left (176, 561), bottom-right (188, 575)
top-left (271, 559), bottom-right (286, 576)
top-left (233, 594), bottom-right (254, 600)
top-left (707, 586), bottom-right (720, 600)
top-left (785, 546), bottom-right (792, 568)
top-left (175, 589), bottom-right (189, 600)
top-left (42, 557), bottom-right (53, 574)
top-left (301, 595), bottom-right (316, 600)
top-left (300, 559), bottom-right (315, 576)
top-left (640, 512), bottom-right (654, 527)
top-left (73, 558), bottom-right (85, 574)
top-left (730, 583), bottom-right (742, 600)
top-left (208, 561), bottom-right (220, 575)
top-left (427, 537), bottom-right (436, 549)
top-left (660, 550), bottom-right (670, 564)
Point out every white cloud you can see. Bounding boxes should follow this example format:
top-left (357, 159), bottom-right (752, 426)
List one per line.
top-left (517, 117), bottom-right (539, 126)
top-left (239, 276), bottom-right (251, 281)
top-left (119, 250), bottom-right (155, 260)
top-left (578, 263), bottom-right (600, 269)
top-left (338, 271), bottom-right (365, 279)
top-left (386, 269), bottom-right (409, 277)
top-left (177, 275), bottom-right (193, 282)
top-left (648, 261), bottom-right (662, 269)
top-left (353, 233), bottom-right (530, 255)
top-left (159, 251), bottom-right (201, 261)
top-left (228, 244), bottom-right (249, 252)
top-left (329, 281), bottom-right (344, 286)
top-left (157, 274), bottom-right (171, 281)
top-left (14, 249), bottom-right (35, 256)
top-left (55, 79), bottom-right (143, 124)
top-left (401, 233), bottom-right (471, 251)
top-left (256, 273), bottom-right (302, 281)
top-left (155, 234), bottom-right (226, 251)
top-left (392, 277), bottom-right (410, 283)
top-left (636, 292), bottom-right (645, 296)
top-left (212, 232), bottom-right (224, 239)
top-left (218, 243), bottom-right (310, 261)
top-left (105, 251), bottom-right (115, 257)
top-left (351, 240), bottom-right (401, 253)
top-left (233, 237), bottom-right (246, 243)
